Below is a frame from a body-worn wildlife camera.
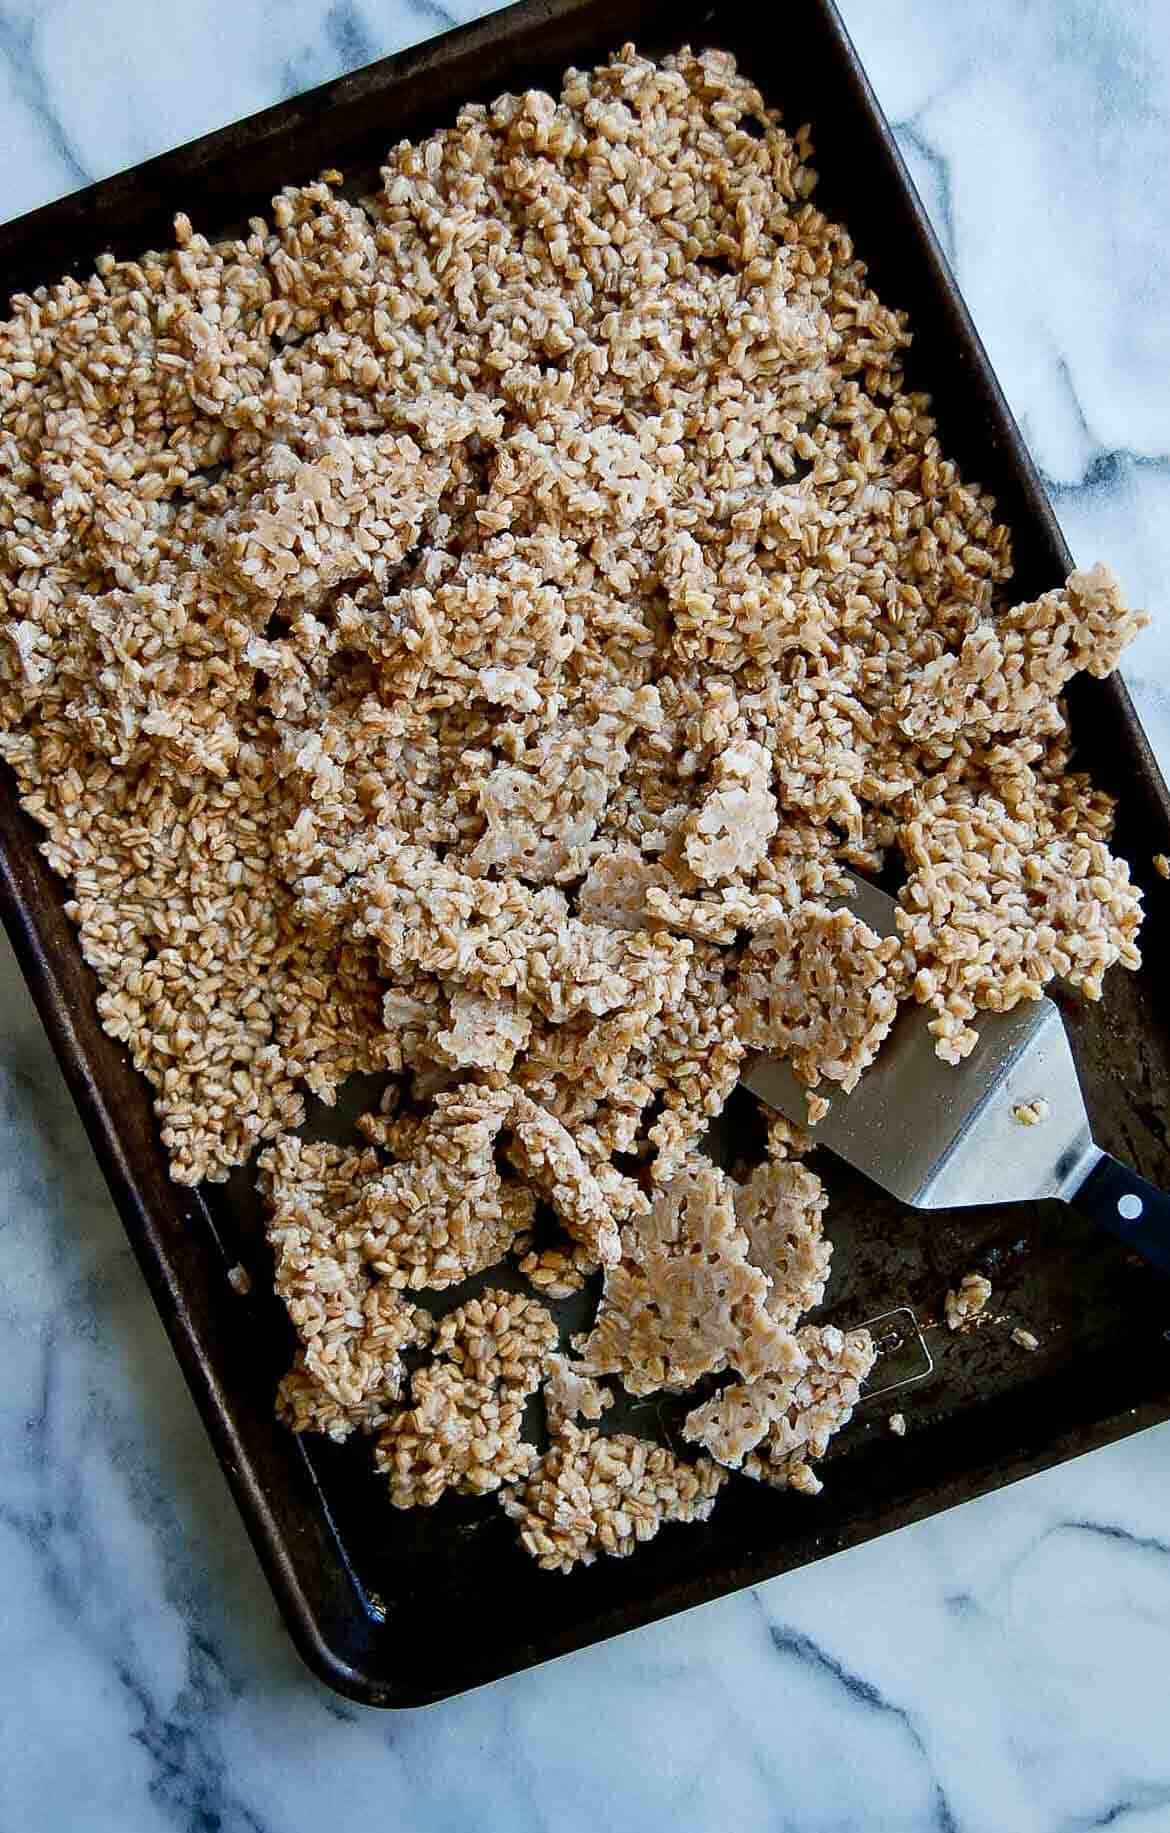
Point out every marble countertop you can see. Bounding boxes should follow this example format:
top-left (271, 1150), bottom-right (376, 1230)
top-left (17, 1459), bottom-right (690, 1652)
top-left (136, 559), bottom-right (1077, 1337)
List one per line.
top-left (2, 1), bottom-right (1169, 1826)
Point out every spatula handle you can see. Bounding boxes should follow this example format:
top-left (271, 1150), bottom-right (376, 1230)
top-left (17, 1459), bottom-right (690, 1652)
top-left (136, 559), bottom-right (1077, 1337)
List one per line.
top-left (1072, 1152), bottom-right (1170, 1274)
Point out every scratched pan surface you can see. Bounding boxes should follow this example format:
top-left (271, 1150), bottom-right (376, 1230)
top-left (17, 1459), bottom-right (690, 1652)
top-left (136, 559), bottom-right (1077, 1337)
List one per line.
top-left (2, 0), bottom-right (1170, 1708)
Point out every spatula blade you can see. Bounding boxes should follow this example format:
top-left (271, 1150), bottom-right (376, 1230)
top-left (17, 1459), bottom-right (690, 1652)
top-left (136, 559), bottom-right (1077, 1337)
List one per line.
top-left (743, 879), bottom-right (1099, 1211)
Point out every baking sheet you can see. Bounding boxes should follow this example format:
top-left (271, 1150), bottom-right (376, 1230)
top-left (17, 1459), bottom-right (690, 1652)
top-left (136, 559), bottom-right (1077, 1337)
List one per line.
top-left (2, 0), bottom-right (1169, 1706)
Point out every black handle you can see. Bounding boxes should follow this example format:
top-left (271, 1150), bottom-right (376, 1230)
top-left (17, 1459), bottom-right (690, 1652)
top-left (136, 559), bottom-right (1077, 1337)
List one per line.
top-left (1071, 1152), bottom-right (1170, 1274)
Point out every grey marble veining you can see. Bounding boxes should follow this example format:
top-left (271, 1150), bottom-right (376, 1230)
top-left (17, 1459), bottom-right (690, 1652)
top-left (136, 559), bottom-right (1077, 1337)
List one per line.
top-left (1, 3), bottom-right (1169, 1828)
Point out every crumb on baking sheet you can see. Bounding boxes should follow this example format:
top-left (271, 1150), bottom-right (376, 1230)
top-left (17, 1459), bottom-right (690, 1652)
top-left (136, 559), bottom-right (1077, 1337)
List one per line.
top-left (1154, 854), bottom-right (1170, 880)
top-left (1012, 1326), bottom-right (1040, 1352)
top-left (514, 1242), bottom-right (594, 1301)
top-left (0, 41), bottom-right (1149, 1571)
top-left (888, 1411), bottom-right (907, 1436)
top-left (226, 1262), bottom-right (252, 1295)
top-left (1012, 1097), bottom-right (1050, 1126)
top-left (945, 1272), bottom-right (993, 1331)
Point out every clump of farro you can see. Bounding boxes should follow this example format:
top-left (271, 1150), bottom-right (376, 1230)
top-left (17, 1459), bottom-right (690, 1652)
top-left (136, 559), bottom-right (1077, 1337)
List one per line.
top-left (500, 1423), bottom-right (727, 1573)
top-left (685, 1324), bottom-right (877, 1493)
top-left (542, 1354), bottom-right (614, 1433)
top-left (431, 1288), bottom-right (559, 1391)
top-left (375, 1362), bottom-right (540, 1508)
top-left (574, 1159), bottom-right (804, 1395)
top-left (735, 903), bottom-right (907, 1095)
top-left (260, 1134), bottom-right (435, 1436)
top-left (0, 43), bottom-right (1148, 1571)
top-left (732, 1157), bottom-right (832, 1329)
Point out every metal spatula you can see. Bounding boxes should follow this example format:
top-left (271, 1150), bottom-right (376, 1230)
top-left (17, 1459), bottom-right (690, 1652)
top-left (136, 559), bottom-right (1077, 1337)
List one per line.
top-left (744, 875), bottom-right (1170, 1272)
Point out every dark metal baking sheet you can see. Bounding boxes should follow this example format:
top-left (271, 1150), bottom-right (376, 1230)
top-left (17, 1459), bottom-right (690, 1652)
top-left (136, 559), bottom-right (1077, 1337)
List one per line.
top-left (2, 0), bottom-right (1169, 1708)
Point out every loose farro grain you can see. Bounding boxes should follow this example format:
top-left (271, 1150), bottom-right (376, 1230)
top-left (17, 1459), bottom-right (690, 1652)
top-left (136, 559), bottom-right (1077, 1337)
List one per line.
top-left (1012, 1097), bottom-right (1050, 1127)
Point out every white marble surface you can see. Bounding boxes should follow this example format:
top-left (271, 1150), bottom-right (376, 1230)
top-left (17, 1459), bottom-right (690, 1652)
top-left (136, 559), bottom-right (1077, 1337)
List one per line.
top-left (2, 1), bottom-right (1169, 1826)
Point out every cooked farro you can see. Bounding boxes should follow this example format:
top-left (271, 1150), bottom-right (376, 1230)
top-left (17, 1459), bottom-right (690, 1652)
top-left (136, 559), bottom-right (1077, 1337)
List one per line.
top-left (0, 43), bottom-right (1147, 1570)
top-left (945, 1272), bottom-right (994, 1331)
top-left (500, 1423), bottom-right (727, 1573)
top-left (685, 1324), bottom-right (877, 1490)
top-left (1012, 1097), bottom-right (1050, 1127)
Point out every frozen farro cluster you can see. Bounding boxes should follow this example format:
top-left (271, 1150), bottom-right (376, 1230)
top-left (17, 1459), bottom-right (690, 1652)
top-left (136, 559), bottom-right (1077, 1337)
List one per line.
top-left (0, 45), bottom-right (1147, 1569)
